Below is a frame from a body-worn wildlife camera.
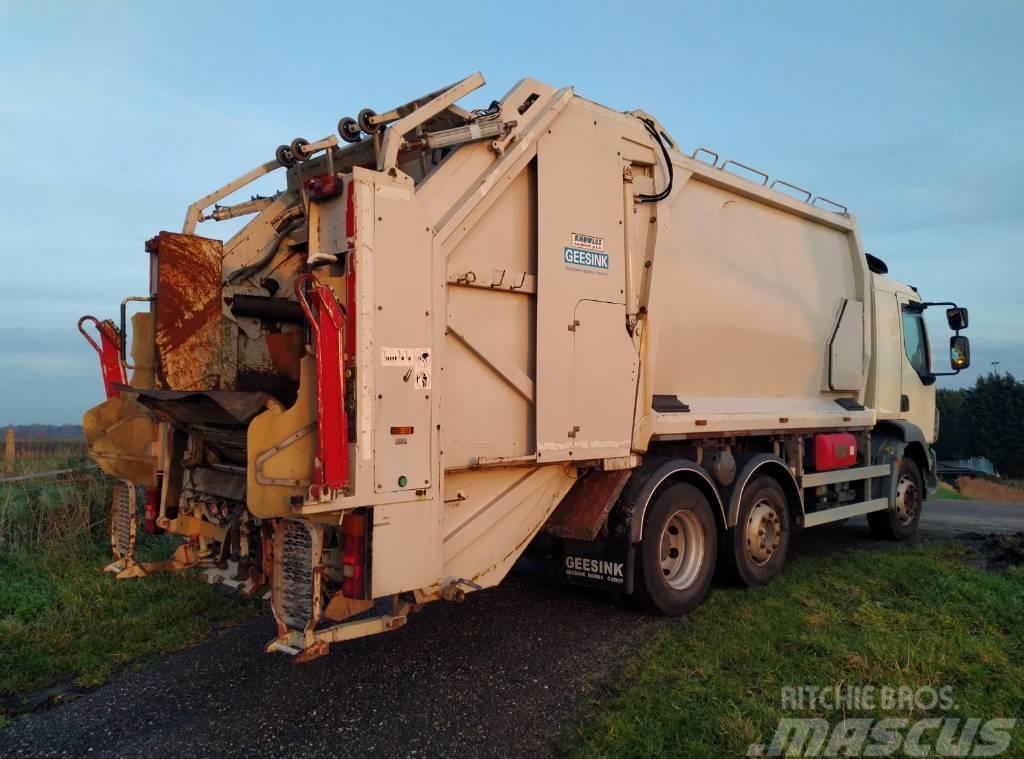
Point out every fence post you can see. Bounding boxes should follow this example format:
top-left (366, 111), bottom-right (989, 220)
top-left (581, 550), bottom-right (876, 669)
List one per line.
top-left (4, 427), bottom-right (13, 468)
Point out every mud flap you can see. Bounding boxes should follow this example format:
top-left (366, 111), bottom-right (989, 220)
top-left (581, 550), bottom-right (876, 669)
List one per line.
top-left (559, 537), bottom-right (634, 594)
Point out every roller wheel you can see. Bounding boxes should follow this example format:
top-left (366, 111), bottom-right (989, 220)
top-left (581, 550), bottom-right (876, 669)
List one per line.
top-left (275, 144), bottom-right (296, 168)
top-left (358, 108), bottom-right (379, 134)
top-left (338, 117), bottom-right (361, 143)
top-left (290, 137), bottom-right (310, 161)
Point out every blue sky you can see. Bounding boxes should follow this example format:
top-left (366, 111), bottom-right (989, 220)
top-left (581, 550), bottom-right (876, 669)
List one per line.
top-left (0, 0), bottom-right (1021, 424)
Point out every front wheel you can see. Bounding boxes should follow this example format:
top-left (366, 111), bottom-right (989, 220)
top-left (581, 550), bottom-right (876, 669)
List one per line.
top-left (637, 483), bottom-right (718, 616)
top-left (868, 458), bottom-right (923, 540)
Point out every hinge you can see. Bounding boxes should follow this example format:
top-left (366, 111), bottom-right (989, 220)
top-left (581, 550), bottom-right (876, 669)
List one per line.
top-left (568, 320), bottom-right (580, 332)
top-left (568, 425), bottom-right (580, 438)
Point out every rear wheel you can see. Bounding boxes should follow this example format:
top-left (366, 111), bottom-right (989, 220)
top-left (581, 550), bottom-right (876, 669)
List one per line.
top-left (728, 476), bottom-right (791, 587)
top-left (868, 458), bottom-right (923, 540)
top-left (637, 483), bottom-right (717, 616)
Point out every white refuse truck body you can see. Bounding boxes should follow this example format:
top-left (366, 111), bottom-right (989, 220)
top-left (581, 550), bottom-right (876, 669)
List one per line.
top-left (80, 73), bottom-right (970, 660)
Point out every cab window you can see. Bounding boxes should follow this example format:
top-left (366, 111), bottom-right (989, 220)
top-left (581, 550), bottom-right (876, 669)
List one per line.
top-left (901, 309), bottom-right (930, 377)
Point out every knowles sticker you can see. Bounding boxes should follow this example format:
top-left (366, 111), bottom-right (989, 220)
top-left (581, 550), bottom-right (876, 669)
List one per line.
top-left (571, 232), bottom-right (605, 252)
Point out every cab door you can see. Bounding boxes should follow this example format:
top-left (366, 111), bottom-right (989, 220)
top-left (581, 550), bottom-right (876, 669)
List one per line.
top-left (897, 296), bottom-right (937, 441)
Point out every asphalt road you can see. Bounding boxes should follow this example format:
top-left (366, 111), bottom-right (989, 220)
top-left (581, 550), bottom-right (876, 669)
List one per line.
top-left (0, 498), bottom-right (1019, 758)
top-left (916, 498), bottom-right (1023, 537)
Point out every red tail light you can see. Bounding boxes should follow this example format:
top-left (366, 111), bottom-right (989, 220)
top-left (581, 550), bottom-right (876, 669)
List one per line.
top-left (341, 510), bottom-right (368, 599)
top-left (305, 173), bottom-right (344, 201)
top-left (143, 487), bottom-right (159, 533)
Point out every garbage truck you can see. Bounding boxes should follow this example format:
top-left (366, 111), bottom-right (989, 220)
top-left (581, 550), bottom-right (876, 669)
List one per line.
top-left (79, 72), bottom-right (971, 661)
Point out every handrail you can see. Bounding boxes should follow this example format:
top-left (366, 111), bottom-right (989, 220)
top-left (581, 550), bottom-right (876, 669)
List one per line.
top-left (689, 143), bottom-right (847, 214)
top-left (77, 315), bottom-right (110, 356)
top-left (120, 296), bottom-right (154, 367)
top-left (720, 159), bottom-right (769, 186)
top-left (691, 147), bottom-right (718, 165)
top-left (811, 195), bottom-right (848, 214)
top-left (294, 273), bottom-right (321, 336)
top-left (769, 179), bottom-right (812, 203)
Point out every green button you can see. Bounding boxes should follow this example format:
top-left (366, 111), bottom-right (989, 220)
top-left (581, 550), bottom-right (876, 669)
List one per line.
top-left (398, 475), bottom-right (408, 488)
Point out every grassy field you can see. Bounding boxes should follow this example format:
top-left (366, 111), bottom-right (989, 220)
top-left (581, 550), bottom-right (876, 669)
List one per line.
top-left (0, 455), bottom-right (257, 721)
top-left (567, 541), bottom-right (1024, 758)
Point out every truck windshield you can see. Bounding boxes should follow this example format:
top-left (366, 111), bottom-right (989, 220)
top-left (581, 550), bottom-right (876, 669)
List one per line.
top-left (901, 309), bottom-right (930, 376)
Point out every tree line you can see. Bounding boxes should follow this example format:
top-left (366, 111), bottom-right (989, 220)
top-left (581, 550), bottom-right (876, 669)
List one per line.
top-left (935, 373), bottom-right (1024, 478)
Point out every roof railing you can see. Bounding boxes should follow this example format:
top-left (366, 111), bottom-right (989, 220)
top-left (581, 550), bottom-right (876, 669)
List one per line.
top-left (689, 146), bottom-right (847, 215)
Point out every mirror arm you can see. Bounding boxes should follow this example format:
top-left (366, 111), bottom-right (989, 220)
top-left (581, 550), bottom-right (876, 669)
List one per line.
top-left (918, 300), bottom-right (968, 333)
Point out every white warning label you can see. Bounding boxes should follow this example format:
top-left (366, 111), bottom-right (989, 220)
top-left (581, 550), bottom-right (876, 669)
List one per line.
top-left (414, 348), bottom-right (431, 390)
top-left (381, 347), bottom-right (414, 366)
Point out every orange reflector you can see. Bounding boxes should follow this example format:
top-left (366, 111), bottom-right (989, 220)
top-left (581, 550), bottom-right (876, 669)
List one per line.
top-left (390, 426), bottom-right (414, 435)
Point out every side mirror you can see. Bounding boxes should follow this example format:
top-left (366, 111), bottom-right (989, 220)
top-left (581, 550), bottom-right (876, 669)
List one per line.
top-left (950, 335), bottom-right (970, 371)
top-left (946, 307), bottom-right (968, 331)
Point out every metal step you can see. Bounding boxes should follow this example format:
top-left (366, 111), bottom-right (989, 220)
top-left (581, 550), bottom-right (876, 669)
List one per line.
top-left (803, 497), bottom-right (889, 528)
top-left (801, 463), bottom-right (891, 489)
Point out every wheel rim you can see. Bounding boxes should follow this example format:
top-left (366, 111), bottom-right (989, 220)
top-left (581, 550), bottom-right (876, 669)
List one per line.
top-left (895, 473), bottom-right (920, 525)
top-left (659, 510), bottom-right (705, 590)
top-left (745, 499), bottom-right (783, 566)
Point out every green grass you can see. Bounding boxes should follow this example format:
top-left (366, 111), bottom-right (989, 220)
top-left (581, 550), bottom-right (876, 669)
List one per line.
top-left (934, 482), bottom-right (970, 500)
top-left (567, 543), bottom-right (1024, 758)
top-left (0, 538), bottom-right (257, 704)
top-left (0, 464), bottom-right (258, 719)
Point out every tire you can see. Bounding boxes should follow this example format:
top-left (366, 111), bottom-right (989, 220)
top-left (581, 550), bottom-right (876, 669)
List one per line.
top-left (868, 458), bottom-right (923, 540)
top-left (290, 137), bottom-right (310, 161)
top-left (636, 483), bottom-right (718, 616)
top-left (338, 116), bottom-right (361, 143)
top-left (357, 108), bottom-right (379, 134)
top-left (728, 476), bottom-right (791, 587)
top-left (275, 144), bottom-right (296, 168)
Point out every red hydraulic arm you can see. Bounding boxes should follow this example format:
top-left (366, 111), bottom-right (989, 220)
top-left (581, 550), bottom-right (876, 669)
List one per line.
top-left (295, 274), bottom-right (349, 497)
top-left (78, 316), bottom-right (127, 399)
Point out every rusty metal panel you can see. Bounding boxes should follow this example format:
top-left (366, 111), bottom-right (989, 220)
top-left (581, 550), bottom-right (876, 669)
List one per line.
top-left (153, 231), bottom-right (223, 390)
top-left (543, 468), bottom-right (631, 540)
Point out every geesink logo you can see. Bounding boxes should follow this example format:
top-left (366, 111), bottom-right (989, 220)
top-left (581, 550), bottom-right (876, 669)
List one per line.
top-left (564, 246), bottom-right (609, 271)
